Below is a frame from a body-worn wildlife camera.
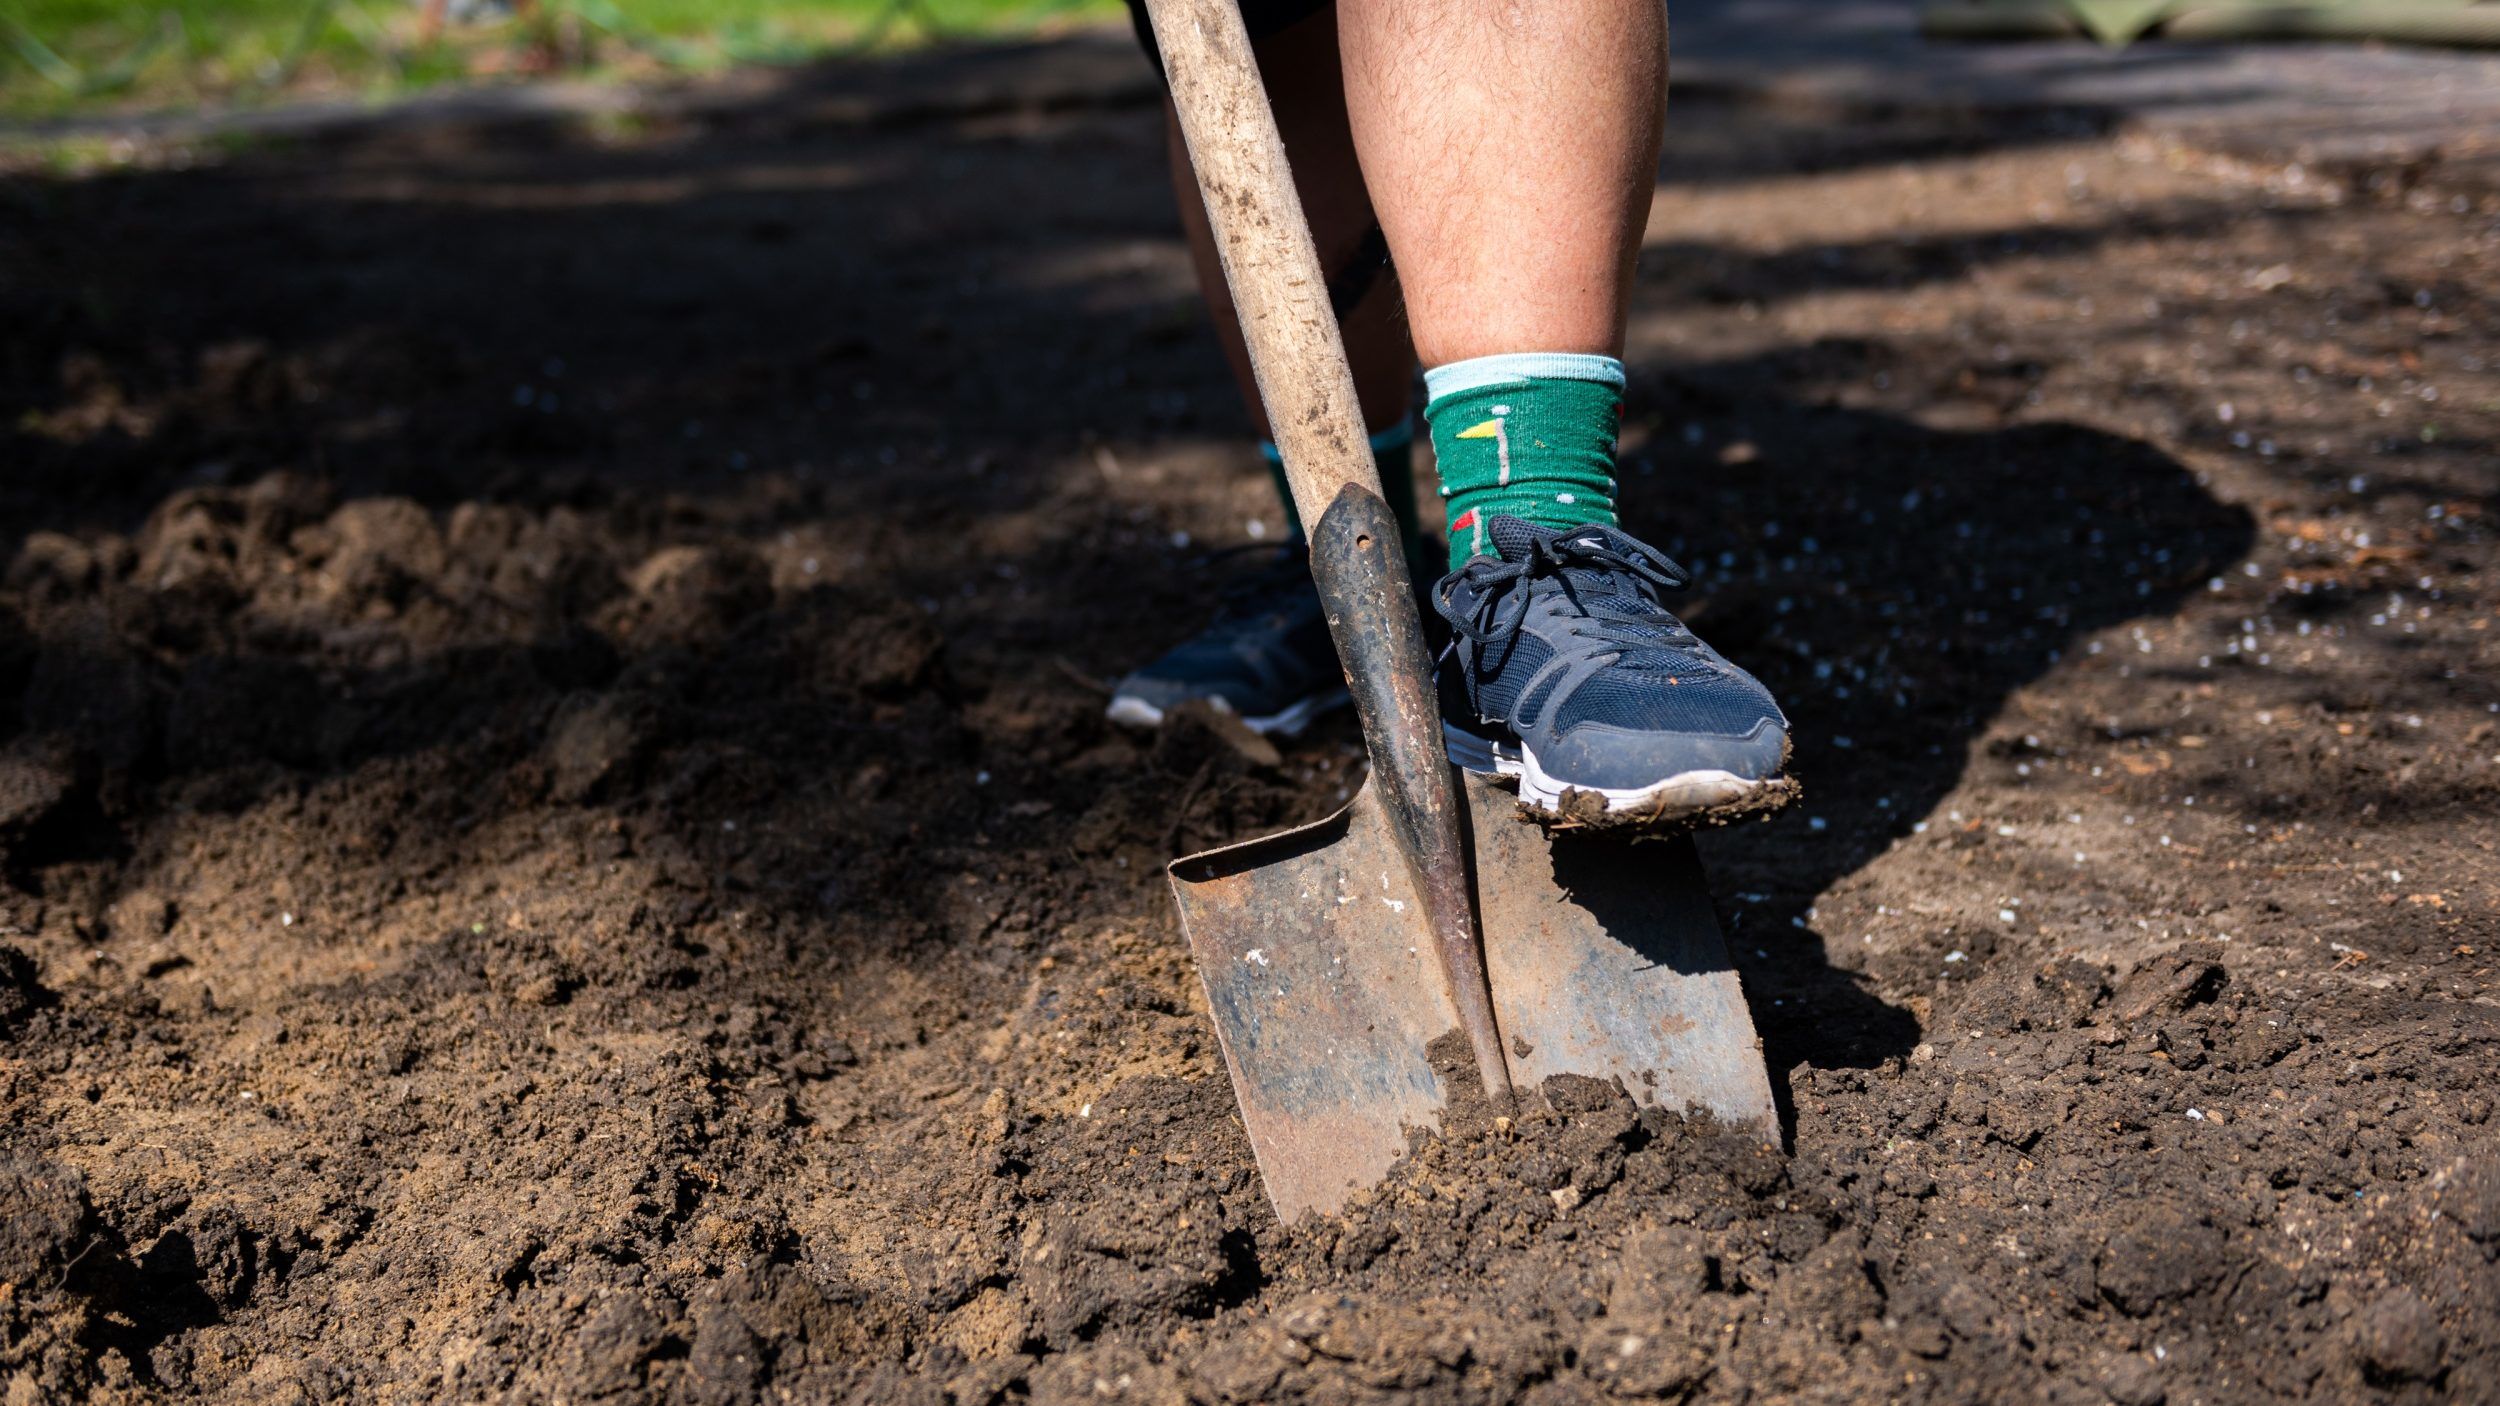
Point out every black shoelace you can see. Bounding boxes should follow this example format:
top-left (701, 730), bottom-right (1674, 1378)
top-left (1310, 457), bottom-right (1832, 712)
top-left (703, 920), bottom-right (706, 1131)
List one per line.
top-left (1433, 530), bottom-right (1696, 655)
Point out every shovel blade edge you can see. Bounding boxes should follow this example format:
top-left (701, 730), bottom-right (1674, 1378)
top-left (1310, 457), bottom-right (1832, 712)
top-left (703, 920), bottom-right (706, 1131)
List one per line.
top-left (1171, 784), bottom-right (1458, 1224)
top-left (1472, 792), bottom-right (1779, 1136)
top-left (1172, 773), bottom-right (1775, 1224)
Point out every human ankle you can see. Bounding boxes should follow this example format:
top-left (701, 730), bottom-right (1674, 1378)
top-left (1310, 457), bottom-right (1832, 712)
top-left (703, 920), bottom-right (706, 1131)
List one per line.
top-left (1259, 416), bottom-right (1424, 559)
top-left (1426, 353), bottom-right (1624, 570)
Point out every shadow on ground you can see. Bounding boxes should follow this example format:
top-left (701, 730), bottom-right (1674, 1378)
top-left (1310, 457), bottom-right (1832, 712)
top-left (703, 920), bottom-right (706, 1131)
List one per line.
top-left (14, 32), bottom-right (2425, 1403)
top-left (0, 28), bottom-right (2264, 1112)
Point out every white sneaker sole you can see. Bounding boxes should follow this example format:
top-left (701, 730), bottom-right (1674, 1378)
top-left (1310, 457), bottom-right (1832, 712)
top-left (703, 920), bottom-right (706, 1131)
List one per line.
top-left (1443, 723), bottom-right (1771, 819)
top-left (1106, 687), bottom-right (1350, 738)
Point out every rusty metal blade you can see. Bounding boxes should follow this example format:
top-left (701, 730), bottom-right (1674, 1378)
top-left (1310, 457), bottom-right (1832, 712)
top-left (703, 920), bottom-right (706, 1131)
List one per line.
top-left (1172, 772), bottom-right (1775, 1224)
top-left (1472, 798), bottom-right (1779, 1132)
top-left (1171, 782), bottom-right (1455, 1224)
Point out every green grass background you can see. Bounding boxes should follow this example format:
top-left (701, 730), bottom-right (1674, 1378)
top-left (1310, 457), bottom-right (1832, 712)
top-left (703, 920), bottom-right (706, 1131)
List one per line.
top-left (1, 0), bottom-right (1126, 120)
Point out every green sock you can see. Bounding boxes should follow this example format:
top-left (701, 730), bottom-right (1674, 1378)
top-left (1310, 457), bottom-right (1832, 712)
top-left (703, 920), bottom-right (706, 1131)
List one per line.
top-left (1424, 353), bottom-right (1624, 569)
top-left (1260, 418), bottom-right (1426, 565)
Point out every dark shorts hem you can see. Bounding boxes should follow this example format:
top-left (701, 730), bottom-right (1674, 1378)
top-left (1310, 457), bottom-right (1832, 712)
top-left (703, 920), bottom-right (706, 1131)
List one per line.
top-left (1122, 0), bottom-right (1334, 83)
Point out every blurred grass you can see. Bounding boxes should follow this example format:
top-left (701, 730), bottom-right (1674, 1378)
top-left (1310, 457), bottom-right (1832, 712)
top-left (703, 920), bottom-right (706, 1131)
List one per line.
top-left (0, 0), bottom-right (1126, 121)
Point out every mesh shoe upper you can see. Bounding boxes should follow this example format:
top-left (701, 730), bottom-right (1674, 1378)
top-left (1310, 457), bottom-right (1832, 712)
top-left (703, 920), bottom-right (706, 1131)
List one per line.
top-left (1109, 547), bottom-right (1346, 733)
top-left (1433, 517), bottom-right (1788, 789)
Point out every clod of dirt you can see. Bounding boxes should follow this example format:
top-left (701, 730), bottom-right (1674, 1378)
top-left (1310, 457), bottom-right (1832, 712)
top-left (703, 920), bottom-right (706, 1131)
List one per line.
top-left (304, 497), bottom-right (450, 616)
top-left (543, 690), bottom-right (663, 803)
top-left (608, 544), bottom-right (772, 645)
top-left (1022, 1182), bottom-right (1239, 1349)
top-left (237, 469), bottom-right (340, 543)
top-left (125, 489), bottom-right (256, 649)
top-left (2096, 1350), bottom-right (2168, 1406)
top-left (0, 1157), bottom-right (87, 1285)
top-left (2096, 1198), bottom-right (2226, 1315)
top-left (791, 591), bottom-right (944, 698)
top-left (561, 1290), bottom-right (681, 1398)
top-left (103, 888), bottom-right (175, 944)
top-left (0, 733), bottom-right (83, 835)
top-left (5, 531), bottom-right (106, 607)
top-left (1941, 956), bottom-right (2111, 1034)
top-left (195, 338), bottom-right (294, 415)
top-left (1155, 700), bottom-right (1281, 771)
top-left (2107, 943), bottom-right (2228, 1027)
top-left (0, 943), bottom-right (53, 1033)
top-left (167, 1203), bottom-right (267, 1314)
top-left (2439, 1158), bottom-right (2500, 1245)
top-left (2350, 1286), bottom-right (2445, 1383)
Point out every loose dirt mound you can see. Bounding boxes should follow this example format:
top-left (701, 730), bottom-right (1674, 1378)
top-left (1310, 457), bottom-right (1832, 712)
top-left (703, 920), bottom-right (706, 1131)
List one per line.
top-left (2, 40), bottom-right (2495, 1406)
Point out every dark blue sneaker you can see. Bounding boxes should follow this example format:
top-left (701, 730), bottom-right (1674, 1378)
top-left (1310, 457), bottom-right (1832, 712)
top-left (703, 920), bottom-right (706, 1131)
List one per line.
top-left (1432, 517), bottom-right (1795, 825)
top-left (1108, 547), bottom-right (1349, 736)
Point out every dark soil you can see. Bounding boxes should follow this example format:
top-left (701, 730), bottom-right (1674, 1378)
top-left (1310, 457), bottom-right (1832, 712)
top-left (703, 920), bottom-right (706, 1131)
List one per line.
top-left (4, 36), bottom-right (2497, 1406)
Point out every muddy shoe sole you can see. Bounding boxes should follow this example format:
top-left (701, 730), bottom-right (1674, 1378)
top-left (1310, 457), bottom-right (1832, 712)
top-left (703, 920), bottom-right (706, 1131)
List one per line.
top-left (1445, 723), bottom-right (1798, 831)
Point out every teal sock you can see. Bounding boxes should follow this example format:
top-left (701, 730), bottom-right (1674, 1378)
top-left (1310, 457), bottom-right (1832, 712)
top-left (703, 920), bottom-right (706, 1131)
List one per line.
top-left (1259, 418), bottom-right (1424, 561)
top-left (1424, 353), bottom-right (1624, 569)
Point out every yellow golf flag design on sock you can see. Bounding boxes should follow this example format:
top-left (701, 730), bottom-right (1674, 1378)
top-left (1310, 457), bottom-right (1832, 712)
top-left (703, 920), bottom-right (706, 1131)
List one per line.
top-left (1426, 355), bottom-right (1623, 569)
top-left (1455, 408), bottom-right (1514, 487)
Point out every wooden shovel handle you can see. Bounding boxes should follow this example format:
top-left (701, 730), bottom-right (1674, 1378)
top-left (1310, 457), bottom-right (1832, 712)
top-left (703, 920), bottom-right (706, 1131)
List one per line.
top-left (1136, 0), bottom-right (1378, 528)
top-left (1140, 0), bottom-right (1516, 1110)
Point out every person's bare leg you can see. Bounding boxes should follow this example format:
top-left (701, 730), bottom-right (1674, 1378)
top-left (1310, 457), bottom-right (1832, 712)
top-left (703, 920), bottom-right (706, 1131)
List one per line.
top-left (1164, 9), bottom-right (1414, 443)
top-left (1108, 9), bottom-right (1419, 737)
top-left (1332, 2), bottom-right (1794, 828)
top-left (1337, 0), bottom-right (1665, 364)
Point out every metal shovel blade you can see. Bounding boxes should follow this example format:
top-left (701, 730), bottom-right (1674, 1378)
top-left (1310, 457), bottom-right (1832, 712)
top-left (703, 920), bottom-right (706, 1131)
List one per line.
top-left (1172, 770), bottom-right (1778, 1224)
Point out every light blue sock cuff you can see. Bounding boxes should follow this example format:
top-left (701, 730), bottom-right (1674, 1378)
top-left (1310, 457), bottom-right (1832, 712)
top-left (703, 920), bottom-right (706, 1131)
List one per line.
top-left (1258, 415), bottom-right (1415, 465)
top-left (1423, 353), bottom-right (1625, 403)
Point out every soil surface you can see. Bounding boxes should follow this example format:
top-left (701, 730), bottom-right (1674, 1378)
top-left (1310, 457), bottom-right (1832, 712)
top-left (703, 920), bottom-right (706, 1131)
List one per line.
top-left (3, 38), bottom-right (2498, 1406)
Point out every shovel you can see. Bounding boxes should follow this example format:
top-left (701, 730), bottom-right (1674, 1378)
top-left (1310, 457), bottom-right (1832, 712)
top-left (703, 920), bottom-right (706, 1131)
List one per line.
top-left (1141, 0), bottom-right (1777, 1224)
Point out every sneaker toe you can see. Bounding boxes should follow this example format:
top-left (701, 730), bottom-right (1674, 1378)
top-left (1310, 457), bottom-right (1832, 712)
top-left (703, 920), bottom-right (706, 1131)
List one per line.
top-left (1538, 714), bottom-right (1789, 791)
